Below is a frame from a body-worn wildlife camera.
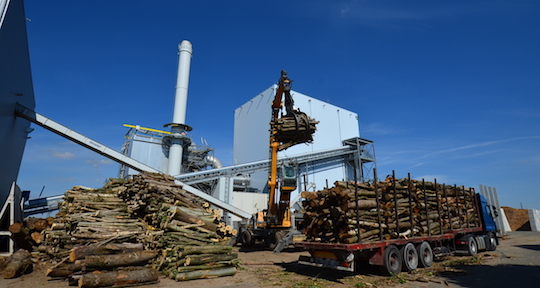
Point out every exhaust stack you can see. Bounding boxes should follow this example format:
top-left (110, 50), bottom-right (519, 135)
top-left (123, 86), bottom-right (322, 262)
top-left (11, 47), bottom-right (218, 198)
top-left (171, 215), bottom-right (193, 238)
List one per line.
top-left (165, 40), bottom-right (193, 176)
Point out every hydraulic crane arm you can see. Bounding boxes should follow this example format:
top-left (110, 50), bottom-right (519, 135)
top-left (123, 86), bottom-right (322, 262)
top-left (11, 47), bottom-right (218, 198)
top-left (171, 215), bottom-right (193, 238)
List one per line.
top-left (267, 70), bottom-right (318, 228)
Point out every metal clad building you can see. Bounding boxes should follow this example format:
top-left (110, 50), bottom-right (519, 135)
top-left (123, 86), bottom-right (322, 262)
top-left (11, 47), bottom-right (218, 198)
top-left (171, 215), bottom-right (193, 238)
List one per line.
top-left (233, 85), bottom-right (360, 195)
top-left (0, 0), bottom-right (35, 207)
top-left (118, 127), bottom-right (169, 178)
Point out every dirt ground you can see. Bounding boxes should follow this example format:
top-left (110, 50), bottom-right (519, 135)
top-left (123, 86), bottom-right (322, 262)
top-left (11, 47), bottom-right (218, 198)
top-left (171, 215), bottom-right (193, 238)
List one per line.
top-left (1, 231), bottom-right (539, 288)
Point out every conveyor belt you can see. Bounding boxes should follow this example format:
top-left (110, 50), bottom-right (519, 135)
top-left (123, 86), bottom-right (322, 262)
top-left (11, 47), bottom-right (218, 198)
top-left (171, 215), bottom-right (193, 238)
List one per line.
top-left (15, 104), bottom-right (252, 219)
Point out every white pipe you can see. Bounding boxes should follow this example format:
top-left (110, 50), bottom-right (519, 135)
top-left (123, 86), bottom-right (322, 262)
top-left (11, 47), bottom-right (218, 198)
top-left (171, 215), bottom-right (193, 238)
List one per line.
top-left (167, 40), bottom-right (193, 176)
top-left (204, 155), bottom-right (223, 169)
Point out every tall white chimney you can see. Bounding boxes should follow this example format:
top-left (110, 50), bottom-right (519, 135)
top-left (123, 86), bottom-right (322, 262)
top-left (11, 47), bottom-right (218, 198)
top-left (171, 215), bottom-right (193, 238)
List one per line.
top-left (165, 40), bottom-right (193, 176)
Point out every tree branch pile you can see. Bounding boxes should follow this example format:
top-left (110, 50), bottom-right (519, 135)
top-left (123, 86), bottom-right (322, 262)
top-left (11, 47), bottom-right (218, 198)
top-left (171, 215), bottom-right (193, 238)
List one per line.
top-left (9, 172), bottom-right (238, 285)
top-left (302, 176), bottom-right (480, 244)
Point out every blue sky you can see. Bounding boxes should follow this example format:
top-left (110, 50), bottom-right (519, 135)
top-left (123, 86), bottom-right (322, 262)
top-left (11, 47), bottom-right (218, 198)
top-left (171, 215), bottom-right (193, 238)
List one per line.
top-left (18, 1), bottom-right (540, 210)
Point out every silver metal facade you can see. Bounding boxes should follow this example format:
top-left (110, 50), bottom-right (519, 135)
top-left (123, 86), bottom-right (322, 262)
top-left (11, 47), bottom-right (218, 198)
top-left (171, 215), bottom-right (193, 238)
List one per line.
top-left (479, 185), bottom-right (507, 235)
top-left (0, 0), bottom-right (34, 211)
top-left (119, 128), bottom-right (169, 178)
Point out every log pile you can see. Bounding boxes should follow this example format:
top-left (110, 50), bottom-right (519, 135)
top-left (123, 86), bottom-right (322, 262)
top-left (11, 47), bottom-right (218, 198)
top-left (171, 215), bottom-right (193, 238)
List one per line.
top-left (302, 176), bottom-right (480, 244)
top-left (8, 217), bottom-right (54, 252)
top-left (117, 173), bottom-right (236, 240)
top-left (9, 172), bottom-right (238, 285)
top-left (272, 112), bottom-right (319, 151)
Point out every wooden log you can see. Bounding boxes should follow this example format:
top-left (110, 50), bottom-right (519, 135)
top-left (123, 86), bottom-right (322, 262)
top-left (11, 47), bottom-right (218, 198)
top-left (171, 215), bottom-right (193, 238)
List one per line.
top-left (46, 260), bottom-right (85, 277)
top-left (78, 268), bottom-right (159, 288)
top-left (31, 231), bottom-right (44, 244)
top-left (181, 245), bottom-right (232, 256)
top-left (70, 243), bottom-right (144, 262)
top-left (8, 222), bottom-right (23, 234)
top-left (51, 222), bottom-right (66, 230)
top-left (85, 250), bottom-right (158, 268)
top-left (174, 260), bottom-right (239, 272)
top-left (173, 266), bottom-right (236, 281)
top-left (166, 204), bottom-right (218, 232)
top-left (347, 200), bottom-right (377, 209)
top-left (185, 253), bottom-right (238, 266)
top-left (7, 224), bottom-right (33, 251)
top-left (2, 249), bottom-right (32, 279)
top-left (26, 218), bottom-right (50, 231)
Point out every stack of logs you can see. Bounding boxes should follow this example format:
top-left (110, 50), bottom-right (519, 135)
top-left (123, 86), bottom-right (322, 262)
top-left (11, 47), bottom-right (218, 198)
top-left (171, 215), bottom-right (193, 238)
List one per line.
top-left (5, 172), bottom-right (238, 286)
top-left (8, 217), bottom-right (55, 252)
top-left (302, 176), bottom-right (480, 244)
top-left (272, 112), bottom-right (319, 150)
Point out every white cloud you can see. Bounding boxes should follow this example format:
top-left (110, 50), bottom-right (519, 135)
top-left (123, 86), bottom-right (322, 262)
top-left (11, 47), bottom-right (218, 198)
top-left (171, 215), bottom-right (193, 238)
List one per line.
top-left (361, 122), bottom-right (403, 136)
top-left (48, 150), bottom-right (75, 159)
top-left (423, 136), bottom-right (540, 159)
top-left (518, 155), bottom-right (540, 164)
top-left (454, 149), bottom-right (506, 159)
top-left (414, 174), bottom-right (450, 183)
top-left (85, 159), bottom-right (113, 168)
top-left (51, 176), bottom-right (76, 182)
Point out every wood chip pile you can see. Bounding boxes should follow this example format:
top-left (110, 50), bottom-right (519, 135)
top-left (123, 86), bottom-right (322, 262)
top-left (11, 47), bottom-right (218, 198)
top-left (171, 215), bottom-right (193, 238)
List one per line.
top-left (5, 172), bottom-right (239, 286)
top-left (301, 177), bottom-right (481, 244)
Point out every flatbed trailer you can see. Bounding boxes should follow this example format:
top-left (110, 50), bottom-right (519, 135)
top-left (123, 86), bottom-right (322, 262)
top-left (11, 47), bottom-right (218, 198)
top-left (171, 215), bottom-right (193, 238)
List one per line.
top-left (295, 173), bottom-right (498, 275)
top-left (296, 227), bottom-right (491, 273)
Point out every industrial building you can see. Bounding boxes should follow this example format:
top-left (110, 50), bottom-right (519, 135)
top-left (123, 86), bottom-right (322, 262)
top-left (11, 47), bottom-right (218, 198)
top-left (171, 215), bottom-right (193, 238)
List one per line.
top-left (0, 0), bottom-right (378, 253)
top-left (120, 85), bottom-right (377, 224)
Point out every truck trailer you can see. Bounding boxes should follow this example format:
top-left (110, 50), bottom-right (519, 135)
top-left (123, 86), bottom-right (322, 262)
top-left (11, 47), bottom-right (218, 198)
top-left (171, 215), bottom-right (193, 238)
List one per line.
top-left (295, 171), bottom-right (498, 275)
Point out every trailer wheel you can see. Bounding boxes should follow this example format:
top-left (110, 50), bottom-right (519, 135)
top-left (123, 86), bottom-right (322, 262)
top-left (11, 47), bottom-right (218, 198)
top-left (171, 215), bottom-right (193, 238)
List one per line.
top-left (401, 243), bottom-right (418, 272)
top-left (486, 232), bottom-right (497, 251)
top-left (416, 241), bottom-right (433, 268)
top-left (380, 245), bottom-right (402, 275)
top-left (466, 235), bottom-right (478, 256)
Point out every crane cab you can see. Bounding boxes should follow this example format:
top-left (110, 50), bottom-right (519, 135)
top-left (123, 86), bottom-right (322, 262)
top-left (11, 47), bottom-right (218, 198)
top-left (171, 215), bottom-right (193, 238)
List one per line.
top-left (280, 163), bottom-right (297, 192)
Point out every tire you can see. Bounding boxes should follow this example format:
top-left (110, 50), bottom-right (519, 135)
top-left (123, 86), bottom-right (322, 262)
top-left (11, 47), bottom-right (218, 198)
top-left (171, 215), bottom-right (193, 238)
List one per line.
top-left (486, 232), bottom-right (497, 251)
top-left (401, 243), bottom-right (419, 272)
top-left (380, 245), bottom-right (402, 275)
top-left (240, 229), bottom-right (254, 247)
top-left (266, 231), bottom-right (278, 250)
top-left (416, 241), bottom-right (433, 268)
top-left (466, 235), bottom-right (478, 256)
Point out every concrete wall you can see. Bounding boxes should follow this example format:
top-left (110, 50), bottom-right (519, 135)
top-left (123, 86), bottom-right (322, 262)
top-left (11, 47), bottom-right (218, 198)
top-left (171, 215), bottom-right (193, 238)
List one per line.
top-left (0, 0), bottom-right (35, 207)
top-left (528, 209), bottom-right (540, 232)
top-left (232, 191), bottom-right (268, 215)
top-left (499, 208), bottom-right (512, 232)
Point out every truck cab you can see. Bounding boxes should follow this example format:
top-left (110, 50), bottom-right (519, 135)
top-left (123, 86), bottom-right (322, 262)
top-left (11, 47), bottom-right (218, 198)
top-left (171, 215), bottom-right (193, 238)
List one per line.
top-left (477, 193), bottom-right (498, 234)
top-left (454, 193), bottom-right (499, 256)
